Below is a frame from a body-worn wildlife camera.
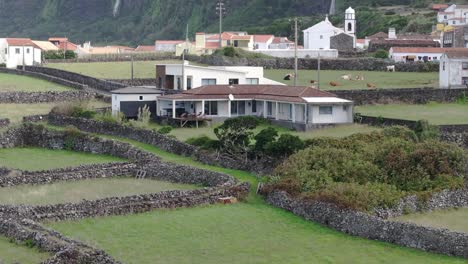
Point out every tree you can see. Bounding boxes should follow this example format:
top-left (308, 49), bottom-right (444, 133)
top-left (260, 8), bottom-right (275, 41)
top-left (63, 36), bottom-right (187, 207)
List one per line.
top-left (374, 49), bottom-right (389, 59)
top-left (214, 116), bottom-right (260, 159)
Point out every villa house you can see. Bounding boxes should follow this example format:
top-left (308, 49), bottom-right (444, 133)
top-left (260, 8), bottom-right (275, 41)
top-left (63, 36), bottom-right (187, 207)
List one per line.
top-left (156, 85), bottom-right (353, 131)
top-left (156, 62), bottom-right (283, 90)
top-left (440, 50), bottom-right (468, 88)
top-left (0, 38), bottom-right (42, 68)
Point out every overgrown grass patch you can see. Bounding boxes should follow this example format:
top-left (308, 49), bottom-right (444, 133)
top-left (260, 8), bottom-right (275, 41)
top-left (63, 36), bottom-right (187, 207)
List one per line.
top-left (0, 178), bottom-right (197, 206)
top-left (0, 72), bottom-right (70, 92)
top-left (0, 148), bottom-right (125, 171)
top-left (393, 208), bottom-right (468, 233)
top-left (0, 235), bottom-right (50, 264)
top-left (356, 103), bottom-right (468, 125)
top-left (264, 69), bottom-right (438, 90)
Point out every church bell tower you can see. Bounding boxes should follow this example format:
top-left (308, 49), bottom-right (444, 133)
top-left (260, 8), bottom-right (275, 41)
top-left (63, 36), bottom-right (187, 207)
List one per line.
top-left (345, 7), bottom-right (356, 35)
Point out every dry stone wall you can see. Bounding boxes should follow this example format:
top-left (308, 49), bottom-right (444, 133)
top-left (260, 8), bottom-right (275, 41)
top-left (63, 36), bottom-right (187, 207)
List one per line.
top-left (0, 118), bottom-right (10, 128)
top-left (0, 90), bottom-right (95, 104)
top-left (0, 67), bottom-right (87, 90)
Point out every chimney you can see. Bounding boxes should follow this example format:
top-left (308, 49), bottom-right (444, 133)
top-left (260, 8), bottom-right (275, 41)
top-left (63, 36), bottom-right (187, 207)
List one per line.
top-left (388, 28), bottom-right (397, 39)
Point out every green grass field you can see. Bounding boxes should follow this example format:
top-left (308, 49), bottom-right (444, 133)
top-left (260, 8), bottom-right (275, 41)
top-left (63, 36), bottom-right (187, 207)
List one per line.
top-left (46, 134), bottom-right (466, 263)
top-left (0, 100), bottom-right (109, 123)
top-left (356, 103), bottom-right (468, 125)
top-left (0, 178), bottom-right (197, 206)
top-left (393, 208), bottom-right (468, 234)
top-left (0, 72), bottom-right (70, 92)
top-left (46, 60), bottom-right (183, 79)
top-left (0, 236), bottom-right (50, 264)
top-left (0, 148), bottom-right (125, 171)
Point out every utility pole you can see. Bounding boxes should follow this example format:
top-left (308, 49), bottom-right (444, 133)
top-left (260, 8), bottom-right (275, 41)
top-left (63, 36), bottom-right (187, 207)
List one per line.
top-left (294, 17), bottom-right (298, 87)
top-left (216, 1), bottom-right (225, 48)
top-left (22, 44), bottom-right (25, 71)
top-left (317, 51), bottom-right (321, 90)
top-left (131, 54), bottom-right (134, 86)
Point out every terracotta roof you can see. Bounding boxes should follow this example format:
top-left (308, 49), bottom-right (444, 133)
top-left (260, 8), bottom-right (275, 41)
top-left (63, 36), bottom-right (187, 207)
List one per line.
top-left (391, 47), bottom-right (468, 53)
top-left (444, 50), bottom-right (468, 58)
top-left (356, 39), bottom-right (365, 44)
top-left (205, 42), bottom-right (221, 49)
top-left (271, 37), bottom-right (293, 44)
top-left (32, 40), bottom-right (59, 51)
top-left (433, 4), bottom-right (449, 10)
top-left (155, 40), bottom-right (185, 45)
top-left (159, 85), bottom-right (338, 104)
top-left (253, 35), bottom-right (274, 43)
top-left (371, 39), bottom-right (438, 46)
top-left (367, 32), bottom-right (388, 39)
top-left (48, 37), bottom-right (69, 42)
top-left (5, 38), bottom-right (38, 48)
top-left (135, 45), bottom-right (155, 52)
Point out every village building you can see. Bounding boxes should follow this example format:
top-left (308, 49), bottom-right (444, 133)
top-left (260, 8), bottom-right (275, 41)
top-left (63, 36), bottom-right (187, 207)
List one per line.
top-left (442, 25), bottom-right (468, 48)
top-left (440, 50), bottom-right (468, 88)
top-left (253, 35), bottom-right (274, 50)
top-left (111, 87), bottom-right (163, 118)
top-left (156, 62), bottom-right (283, 90)
top-left (135, 45), bottom-right (156, 52)
top-left (303, 7), bottom-right (356, 50)
top-left (155, 40), bottom-right (185, 52)
top-left (156, 85), bottom-right (354, 131)
top-left (437, 4), bottom-right (468, 26)
top-left (0, 38), bottom-right (42, 68)
top-left (48, 37), bottom-right (79, 52)
top-left (32, 41), bottom-right (59, 52)
top-left (389, 47), bottom-right (468, 63)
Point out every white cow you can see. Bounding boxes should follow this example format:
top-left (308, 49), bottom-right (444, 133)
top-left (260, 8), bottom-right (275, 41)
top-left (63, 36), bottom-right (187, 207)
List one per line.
top-left (386, 65), bottom-right (396, 72)
top-left (341, 74), bottom-right (352, 80)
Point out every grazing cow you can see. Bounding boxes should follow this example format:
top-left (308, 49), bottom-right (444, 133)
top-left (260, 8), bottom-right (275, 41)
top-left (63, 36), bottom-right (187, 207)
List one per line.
top-left (310, 80), bottom-right (317, 84)
top-left (283, 73), bottom-right (294, 80)
top-left (341, 74), bottom-right (352, 80)
top-left (367, 83), bottom-right (377, 89)
top-left (329, 81), bottom-right (341, 87)
top-left (355, 74), bottom-right (365, 81)
top-left (386, 65), bottom-right (395, 72)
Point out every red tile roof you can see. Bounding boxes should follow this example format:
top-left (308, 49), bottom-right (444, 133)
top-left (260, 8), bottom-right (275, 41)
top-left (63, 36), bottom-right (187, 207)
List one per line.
top-left (155, 40), bottom-right (185, 45)
top-left (432, 4), bottom-right (449, 10)
top-left (253, 35), bottom-right (274, 43)
top-left (135, 45), bottom-right (155, 52)
top-left (271, 37), bottom-right (293, 44)
top-left (356, 39), bottom-right (365, 44)
top-left (367, 32), bottom-right (388, 39)
top-left (159, 85), bottom-right (337, 103)
top-left (5, 38), bottom-right (38, 48)
top-left (391, 47), bottom-right (468, 53)
top-left (444, 50), bottom-right (468, 58)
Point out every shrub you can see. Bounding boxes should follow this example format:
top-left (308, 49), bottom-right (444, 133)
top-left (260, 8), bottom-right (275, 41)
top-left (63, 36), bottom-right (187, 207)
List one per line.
top-left (51, 101), bottom-right (96, 119)
top-left (95, 111), bottom-right (126, 124)
top-left (414, 120), bottom-right (439, 141)
top-left (254, 127), bottom-right (278, 152)
top-left (186, 135), bottom-right (219, 150)
top-left (158, 126), bottom-right (173, 134)
top-left (137, 105), bottom-right (151, 124)
top-left (374, 49), bottom-right (389, 59)
top-left (265, 134), bottom-right (304, 158)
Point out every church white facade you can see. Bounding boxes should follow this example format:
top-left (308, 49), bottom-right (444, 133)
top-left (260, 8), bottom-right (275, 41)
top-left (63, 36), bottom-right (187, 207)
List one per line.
top-left (303, 7), bottom-right (356, 50)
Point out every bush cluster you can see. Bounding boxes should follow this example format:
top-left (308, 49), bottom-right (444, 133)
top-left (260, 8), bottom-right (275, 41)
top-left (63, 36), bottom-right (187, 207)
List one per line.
top-left (51, 102), bottom-right (96, 119)
top-left (270, 126), bottom-right (467, 212)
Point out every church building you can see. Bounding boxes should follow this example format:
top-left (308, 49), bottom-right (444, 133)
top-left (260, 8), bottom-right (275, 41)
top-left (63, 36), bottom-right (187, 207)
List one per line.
top-left (303, 7), bottom-right (356, 50)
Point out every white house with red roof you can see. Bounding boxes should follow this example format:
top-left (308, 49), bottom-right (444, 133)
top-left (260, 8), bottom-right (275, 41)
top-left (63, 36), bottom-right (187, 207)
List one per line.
top-left (437, 4), bottom-right (468, 26)
top-left (253, 35), bottom-right (275, 50)
top-left (156, 85), bottom-right (353, 130)
top-left (49, 37), bottom-right (79, 52)
top-left (0, 38), bottom-right (42, 68)
top-left (389, 47), bottom-right (468, 63)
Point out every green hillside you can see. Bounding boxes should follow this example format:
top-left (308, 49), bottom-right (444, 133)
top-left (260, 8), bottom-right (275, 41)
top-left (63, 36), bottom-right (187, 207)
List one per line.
top-left (0, 0), bottom-right (434, 46)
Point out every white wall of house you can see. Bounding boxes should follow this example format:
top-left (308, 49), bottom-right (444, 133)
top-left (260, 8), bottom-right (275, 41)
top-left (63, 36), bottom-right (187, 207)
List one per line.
top-left (253, 49), bottom-right (338, 59)
top-left (303, 17), bottom-right (344, 49)
top-left (309, 104), bottom-right (353, 124)
top-left (390, 51), bottom-right (442, 63)
top-left (112, 94), bottom-right (159, 114)
top-left (0, 40), bottom-right (41, 68)
top-left (439, 54), bottom-right (468, 88)
top-left (155, 43), bottom-right (179, 52)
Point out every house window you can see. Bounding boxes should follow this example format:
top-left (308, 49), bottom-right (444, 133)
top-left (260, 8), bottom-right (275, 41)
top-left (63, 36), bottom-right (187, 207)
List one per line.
top-left (320, 35), bottom-right (323, 39)
top-left (433, 57), bottom-right (437, 60)
top-left (343, 105), bottom-right (348, 112)
top-left (187, 77), bottom-right (192, 90)
top-left (4, 48), bottom-right (7, 54)
top-left (177, 77), bottom-right (181, 89)
top-left (201, 78), bottom-right (216, 85)
top-left (463, 62), bottom-right (468, 70)
top-left (267, 102), bottom-right (273, 116)
top-left (443, 62), bottom-right (446, 71)
top-left (239, 101), bottom-right (246, 115)
top-left (26, 48), bottom-right (30, 54)
top-left (319, 106), bottom-right (333, 115)
top-left (444, 15), bottom-right (447, 19)
top-left (234, 40), bottom-right (239, 47)
top-left (229, 79), bottom-right (239, 85)
top-left (246, 78), bottom-right (259, 84)
top-left (231, 101), bottom-right (238, 115)
top-left (252, 100), bottom-right (257, 113)
top-left (15, 48), bottom-right (20, 54)
top-left (204, 101), bottom-right (218, 115)
top-left (139, 96), bottom-right (143, 101)
top-left (158, 77), bottom-right (163, 88)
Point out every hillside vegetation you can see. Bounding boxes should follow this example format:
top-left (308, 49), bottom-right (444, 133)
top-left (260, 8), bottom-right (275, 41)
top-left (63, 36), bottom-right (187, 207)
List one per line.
top-left (0, 0), bottom-right (437, 45)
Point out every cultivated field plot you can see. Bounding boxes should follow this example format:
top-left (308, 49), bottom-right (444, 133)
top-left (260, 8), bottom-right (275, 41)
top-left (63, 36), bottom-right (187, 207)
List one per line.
top-left (264, 69), bottom-right (438, 90)
top-left (356, 103), bottom-right (468, 125)
top-left (46, 60), bottom-right (183, 79)
top-left (393, 208), bottom-right (468, 234)
top-left (0, 100), bottom-right (109, 123)
top-left (0, 72), bottom-right (70, 92)
top-left (0, 235), bottom-right (50, 264)
top-left (0, 178), bottom-right (197, 206)
top-left (0, 148), bottom-right (125, 171)
top-left (45, 136), bottom-right (467, 264)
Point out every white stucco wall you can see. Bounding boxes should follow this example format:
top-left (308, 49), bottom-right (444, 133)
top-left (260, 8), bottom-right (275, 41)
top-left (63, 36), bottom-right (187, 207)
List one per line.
top-left (390, 51), bottom-right (442, 63)
top-left (112, 94), bottom-right (159, 113)
top-left (439, 54), bottom-right (468, 89)
top-left (303, 20), bottom-right (344, 50)
top-left (309, 104), bottom-right (353, 124)
top-left (0, 40), bottom-right (41, 68)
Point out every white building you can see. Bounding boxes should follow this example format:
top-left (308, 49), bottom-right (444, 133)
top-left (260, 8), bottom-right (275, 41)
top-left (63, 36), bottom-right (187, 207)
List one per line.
top-left (111, 87), bottom-right (163, 117)
top-left (253, 35), bottom-right (274, 50)
top-left (0, 38), bottom-right (42, 68)
top-left (155, 40), bottom-right (185, 52)
top-left (156, 62), bottom-right (283, 90)
top-left (157, 85), bottom-right (354, 131)
top-left (303, 7), bottom-right (356, 50)
top-left (440, 50), bottom-right (468, 89)
top-left (389, 47), bottom-right (468, 63)
top-left (438, 4), bottom-right (468, 26)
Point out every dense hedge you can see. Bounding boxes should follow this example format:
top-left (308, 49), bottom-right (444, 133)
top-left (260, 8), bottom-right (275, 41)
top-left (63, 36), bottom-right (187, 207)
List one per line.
top-left (269, 127), bottom-right (467, 212)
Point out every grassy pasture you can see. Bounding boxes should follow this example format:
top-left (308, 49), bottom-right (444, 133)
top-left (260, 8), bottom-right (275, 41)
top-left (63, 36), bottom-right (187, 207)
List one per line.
top-left (356, 103), bottom-right (468, 125)
top-left (0, 178), bottom-right (197, 206)
top-left (46, 133), bottom-right (467, 264)
top-left (393, 208), bottom-right (468, 234)
top-left (0, 236), bottom-right (50, 264)
top-left (0, 148), bottom-right (125, 171)
top-left (0, 72), bottom-right (70, 92)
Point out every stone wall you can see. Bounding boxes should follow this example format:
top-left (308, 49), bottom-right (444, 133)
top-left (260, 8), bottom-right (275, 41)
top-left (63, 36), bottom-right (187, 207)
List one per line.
top-left (0, 67), bottom-right (86, 90)
top-left (23, 114), bottom-right (49, 123)
top-left (335, 88), bottom-right (467, 105)
top-left (44, 52), bottom-right (176, 63)
top-left (266, 190), bottom-right (468, 258)
top-left (108, 78), bottom-right (156, 87)
top-left (24, 66), bottom-right (126, 92)
top-left (0, 90), bottom-right (95, 104)
top-left (0, 118), bottom-right (10, 129)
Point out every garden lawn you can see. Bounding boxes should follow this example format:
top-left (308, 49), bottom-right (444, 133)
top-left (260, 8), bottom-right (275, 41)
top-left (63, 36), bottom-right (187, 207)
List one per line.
top-left (0, 148), bottom-right (125, 171)
top-left (264, 69), bottom-right (438, 90)
top-left (46, 60), bottom-right (183, 79)
top-left (0, 236), bottom-right (50, 264)
top-left (0, 100), bottom-right (109, 123)
top-left (0, 178), bottom-right (197, 205)
top-left (0, 72), bottom-right (70, 92)
top-left (356, 103), bottom-right (468, 125)
top-left (393, 208), bottom-right (468, 234)
top-left (46, 134), bottom-right (466, 264)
